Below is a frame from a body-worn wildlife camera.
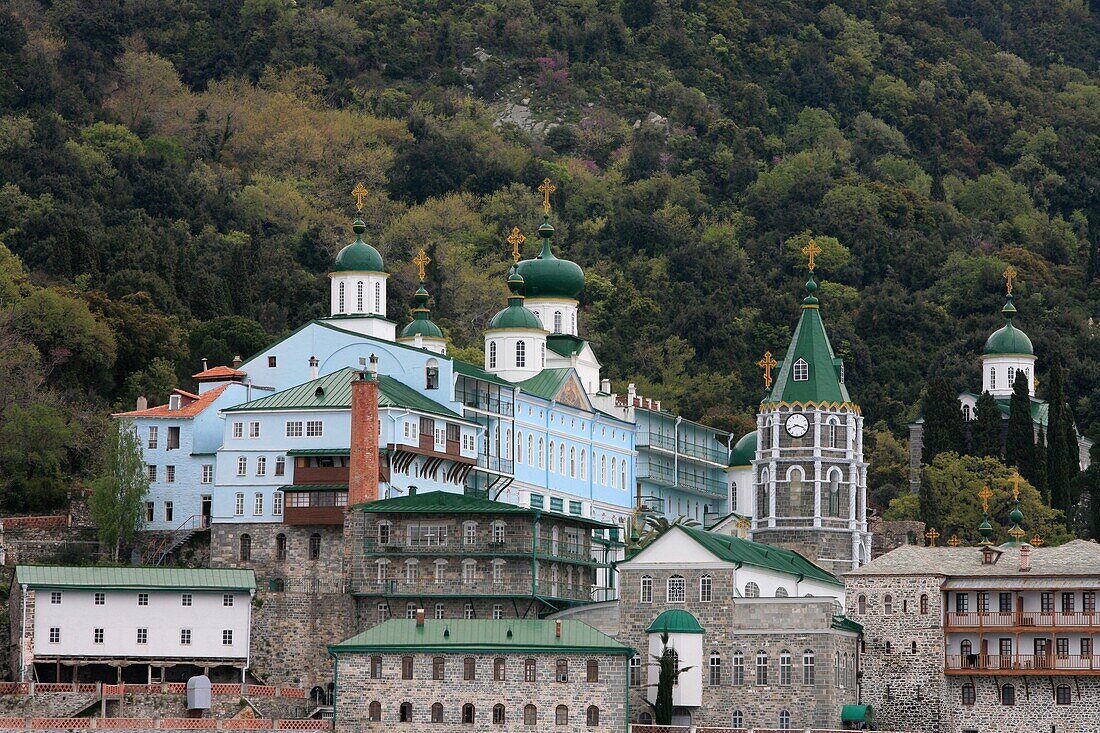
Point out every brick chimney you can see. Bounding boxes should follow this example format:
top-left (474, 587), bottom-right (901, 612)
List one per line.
top-left (555, 620), bottom-right (562, 638)
top-left (1019, 543), bottom-right (1032, 572)
top-left (232, 354), bottom-right (242, 368)
top-left (348, 359), bottom-right (380, 507)
top-left (135, 395), bottom-right (148, 411)
top-left (416, 608), bottom-right (425, 626)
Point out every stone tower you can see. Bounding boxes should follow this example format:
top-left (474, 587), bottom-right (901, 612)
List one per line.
top-left (749, 243), bottom-right (871, 574)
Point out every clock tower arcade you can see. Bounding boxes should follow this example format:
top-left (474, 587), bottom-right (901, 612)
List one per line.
top-left (749, 245), bottom-right (870, 575)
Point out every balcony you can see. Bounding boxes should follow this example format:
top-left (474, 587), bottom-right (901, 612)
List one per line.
top-left (293, 465), bottom-right (350, 484)
top-left (946, 611), bottom-right (1100, 630)
top-left (637, 462), bottom-right (675, 485)
top-left (362, 536), bottom-right (593, 564)
top-left (676, 470), bottom-right (726, 496)
top-left (636, 432), bottom-right (729, 465)
top-left (360, 579), bottom-right (594, 602)
top-left (945, 654), bottom-right (1100, 675)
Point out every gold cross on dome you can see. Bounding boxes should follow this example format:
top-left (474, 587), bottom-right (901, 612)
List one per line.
top-left (736, 516), bottom-right (751, 531)
top-left (947, 535), bottom-right (961, 547)
top-left (413, 249), bottom-right (431, 281)
top-left (1003, 265), bottom-right (1018, 294)
top-left (351, 182), bottom-right (368, 212)
top-left (1034, 375), bottom-right (1040, 390)
top-left (538, 177), bottom-right (557, 214)
top-left (756, 351), bottom-right (778, 389)
top-left (978, 485), bottom-right (994, 513)
top-left (1010, 475), bottom-right (1021, 501)
top-left (507, 227), bottom-right (527, 263)
top-left (1008, 526), bottom-right (1026, 542)
top-left (802, 238), bottom-right (823, 272)
top-left (926, 527), bottom-right (940, 547)
top-left (1030, 534), bottom-right (1044, 547)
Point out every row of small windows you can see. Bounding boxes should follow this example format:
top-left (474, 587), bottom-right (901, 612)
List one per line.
top-left (336, 281), bottom-right (383, 314)
top-left (630, 650), bottom-right (850, 689)
top-left (755, 467), bottom-right (849, 518)
top-left (988, 366), bottom-right (1029, 391)
top-left (856, 594), bottom-right (930, 615)
top-left (962, 683), bottom-right (1074, 706)
top-left (513, 433), bottom-right (628, 488)
top-left (233, 456), bottom-right (287, 477)
top-left (636, 710), bottom-right (793, 730)
top-left (367, 701), bottom-right (598, 725)
top-left (367, 656), bottom-right (601, 683)
top-left (233, 491), bottom-right (284, 517)
top-left (240, 532), bottom-right (320, 562)
top-left (640, 575), bottom-right (790, 603)
top-left (233, 420), bottom-right (324, 439)
top-left (760, 415), bottom-right (851, 449)
top-left (953, 590), bottom-right (1096, 614)
top-left (50, 592), bottom-right (233, 607)
top-left (48, 627), bottom-right (233, 645)
top-left (528, 309), bottom-right (574, 335)
top-left (487, 341), bottom-right (545, 370)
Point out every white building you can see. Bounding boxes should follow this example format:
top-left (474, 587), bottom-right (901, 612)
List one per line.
top-left (11, 566), bottom-right (256, 684)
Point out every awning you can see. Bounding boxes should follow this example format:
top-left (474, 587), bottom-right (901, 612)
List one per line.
top-left (841, 704), bottom-right (871, 724)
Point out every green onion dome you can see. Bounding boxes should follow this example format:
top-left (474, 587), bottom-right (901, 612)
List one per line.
top-left (646, 609), bottom-right (705, 635)
top-left (984, 294), bottom-right (1033, 355)
top-left (730, 431), bottom-right (758, 467)
top-left (399, 286), bottom-right (443, 339)
top-left (487, 269), bottom-right (544, 331)
top-left (979, 515), bottom-right (994, 545)
top-left (333, 214), bottom-right (385, 273)
top-left (1009, 499), bottom-right (1025, 527)
top-left (514, 216), bottom-right (585, 299)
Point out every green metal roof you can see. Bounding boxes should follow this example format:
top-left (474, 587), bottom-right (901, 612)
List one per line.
top-left (983, 322), bottom-right (1034, 356)
top-left (765, 278), bottom-right (852, 407)
top-left (224, 368), bottom-right (462, 420)
top-left (962, 391), bottom-right (1052, 429)
top-left (517, 368), bottom-right (575, 401)
top-left (356, 490), bottom-right (614, 527)
top-left (14, 566), bottom-right (256, 592)
top-left (399, 286), bottom-right (444, 340)
top-left (514, 220), bottom-right (585, 300)
top-left (832, 614), bottom-right (864, 634)
top-left (330, 619), bottom-right (631, 655)
top-left (279, 483), bottom-right (348, 492)
top-left (285, 448), bottom-right (350, 457)
top-left (453, 359), bottom-right (513, 387)
top-left (332, 216), bottom-right (385, 273)
top-left (842, 704), bottom-right (872, 723)
top-left (646, 609), bottom-right (705, 635)
top-left (546, 334), bottom-right (587, 358)
top-left (729, 430), bottom-right (757, 467)
top-left (676, 526), bottom-right (841, 586)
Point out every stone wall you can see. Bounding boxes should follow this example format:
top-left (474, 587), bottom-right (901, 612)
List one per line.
top-left (333, 650), bottom-right (627, 732)
top-left (619, 565), bottom-right (859, 730)
top-left (869, 518), bottom-right (926, 559)
top-left (750, 526), bottom-right (855, 576)
top-left (947, 675), bottom-right (1100, 732)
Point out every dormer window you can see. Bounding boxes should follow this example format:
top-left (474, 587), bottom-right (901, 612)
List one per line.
top-left (793, 359), bottom-right (809, 381)
top-left (426, 361), bottom-right (439, 390)
top-left (168, 394), bottom-right (181, 411)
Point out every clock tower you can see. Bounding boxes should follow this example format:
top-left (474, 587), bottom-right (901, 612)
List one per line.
top-left (749, 243), bottom-right (871, 574)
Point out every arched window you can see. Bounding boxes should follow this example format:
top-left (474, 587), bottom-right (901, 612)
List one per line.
top-left (667, 575), bottom-right (686, 603)
top-left (493, 704), bottom-right (505, 724)
top-left (611, 458), bottom-right (618, 488)
top-left (745, 582), bottom-right (760, 598)
top-left (431, 703), bottom-right (444, 722)
top-left (1008, 366), bottom-right (1015, 385)
top-left (548, 441), bottom-right (555, 473)
top-left (802, 650), bottom-right (815, 684)
top-left (990, 367), bottom-right (997, 390)
top-left (884, 595), bottom-right (894, 615)
top-left (309, 533), bottom-right (321, 560)
top-left (541, 342), bottom-right (545, 366)
top-left (580, 449), bottom-right (587, 480)
top-left (462, 703), bottom-right (475, 724)
top-left (776, 587), bottom-right (789, 597)
top-left (961, 683), bottom-right (975, 706)
top-left (425, 358), bottom-right (439, 389)
top-left (857, 595), bottom-right (866, 614)
top-left (779, 710), bottom-right (792, 730)
top-left (559, 443), bottom-right (565, 474)
top-left (586, 659), bottom-right (599, 682)
top-left (885, 641), bottom-right (893, 654)
top-left (640, 575), bottom-right (653, 603)
top-left (709, 652), bottom-right (722, 685)
top-left (553, 311), bottom-right (562, 333)
top-left (523, 704), bottom-right (537, 725)
top-left (338, 282), bottom-right (345, 313)
top-left (239, 534), bottom-right (251, 561)
top-left (788, 466), bottom-right (803, 511)
top-left (1056, 684), bottom-right (1071, 704)
top-left (488, 341), bottom-right (498, 369)
top-left (1001, 684), bottom-right (1015, 705)
top-left (759, 469), bottom-right (770, 517)
top-left (622, 461), bottom-right (627, 490)
top-left (517, 432), bottom-right (524, 464)
top-left (962, 404), bottom-right (972, 420)
top-left (527, 434), bottom-right (533, 466)
top-left (699, 574), bottom-right (712, 602)
top-left (600, 455), bottom-right (606, 484)
top-left (368, 701), bottom-right (381, 721)
top-left (828, 469), bottom-right (842, 517)
top-left (275, 533), bottom-right (286, 562)
top-left (586, 706), bottom-right (599, 726)
top-left (793, 358), bottom-right (809, 381)
top-left (555, 705), bottom-right (568, 725)
top-left (779, 650), bottom-right (792, 685)
top-left (920, 594), bottom-right (929, 614)
top-left (237, 457), bottom-right (247, 476)
top-left (538, 438), bottom-right (545, 469)
top-left (357, 281), bottom-right (364, 312)
top-left (374, 282), bottom-right (381, 313)
top-left (639, 713), bottom-right (653, 725)
top-left (524, 658), bottom-right (537, 682)
top-left (960, 639), bottom-right (972, 657)
top-left (516, 340), bottom-right (526, 368)
top-left (755, 651), bottom-right (768, 685)
top-left (569, 446), bottom-right (576, 477)
top-left (843, 652), bottom-right (849, 687)
top-left (732, 651), bottom-right (744, 685)
top-left (835, 651), bottom-right (841, 685)
top-left (827, 417), bottom-right (839, 448)
top-left (399, 701), bottom-right (413, 722)
top-left (571, 312), bottom-right (576, 334)
top-left (731, 710), bottom-right (744, 729)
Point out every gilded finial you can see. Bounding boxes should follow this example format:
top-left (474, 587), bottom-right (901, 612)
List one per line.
top-left (507, 227), bottom-right (527, 264)
top-left (736, 516), bottom-right (751, 530)
top-left (538, 177), bottom-right (557, 214)
top-left (978, 485), bottom-right (994, 514)
top-left (947, 535), bottom-right (961, 547)
top-left (801, 238), bottom-right (823, 272)
top-left (1008, 526), bottom-right (1026, 542)
top-left (1034, 375), bottom-right (1040, 390)
top-left (352, 182), bottom-right (369, 212)
top-left (756, 351), bottom-right (778, 389)
top-left (1010, 475), bottom-right (1021, 501)
top-left (926, 527), bottom-right (940, 546)
top-left (1003, 265), bottom-right (1018, 295)
top-left (1030, 534), bottom-right (1044, 547)
top-left (413, 249), bottom-right (431, 282)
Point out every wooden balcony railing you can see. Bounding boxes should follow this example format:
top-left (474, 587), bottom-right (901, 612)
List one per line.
top-left (946, 611), bottom-right (1100, 629)
top-left (945, 654), bottom-right (1100, 674)
top-left (363, 536), bottom-right (593, 563)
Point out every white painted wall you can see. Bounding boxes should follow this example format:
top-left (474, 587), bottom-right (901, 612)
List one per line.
top-left (981, 354), bottom-right (1036, 397)
top-left (647, 631), bottom-right (703, 707)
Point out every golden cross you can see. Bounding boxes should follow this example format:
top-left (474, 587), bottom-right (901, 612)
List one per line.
top-left (1030, 534), bottom-right (1044, 547)
top-left (1034, 375), bottom-right (1040, 390)
top-left (756, 351), bottom-right (778, 389)
top-left (736, 516), bottom-right (751, 530)
top-left (947, 535), bottom-right (961, 547)
top-left (538, 177), bottom-right (557, 214)
top-left (1008, 526), bottom-right (1026, 541)
top-left (1010, 475), bottom-right (1021, 501)
top-left (413, 249), bottom-right (431, 281)
top-left (1003, 265), bottom-right (1018, 294)
top-left (926, 527), bottom-right (940, 547)
top-left (801, 238), bottom-right (823, 272)
top-left (507, 227), bottom-right (527, 263)
top-left (351, 182), bottom-right (368, 212)
top-left (978, 485), bottom-right (994, 513)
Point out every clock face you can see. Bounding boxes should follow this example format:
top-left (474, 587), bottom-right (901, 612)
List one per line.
top-left (785, 413), bottom-right (810, 438)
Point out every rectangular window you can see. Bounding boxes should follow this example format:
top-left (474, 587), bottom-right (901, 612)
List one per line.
top-left (732, 656), bottom-right (744, 686)
top-left (235, 493), bottom-right (245, 516)
top-left (999, 593), bottom-right (1013, 613)
top-left (285, 421), bottom-right (303, 437)
top-left (568, 500), bottom-right (582, 516)
top-left (1062, 592), bottom-right (1075, 613)
top-left (145, 501), bottom-right (154, 522)
top-left (147, 465), bottom-right (157, 482)
top-left (549, 497), bottom-right (564, 513)
top-left (93, 628), bottom-right (103, 644)
top-left (493, 604), bottom-right (504, 620)
top-left (1085, 592), bottom-right (1096, 614)
top-left (50, 591), bottom-right (61, 605)
top-left (267, 356), bottom-right (277, 368)
top-left (165, 465), bottom-right (175, 483)
top-left (232, 422), bottom-right (243, 439)
top-left (272, 492), bottom-right (283, 516)
top-left (201, 464), bottom-right (213, 484)
top-left (1042, 592), bottom-right (1054, 613)
top-left (167, 426), bottom-right (180, 450)
top-left (249, 421), bottom-right (260, 438)
top-left (433, 657), bottom-right (445, 680)
top-left (223, 594), bottom-right (234, 607)
top-left (180, 629), bottom-right (191, 645)
top-left (435, 603), bottom-right (445, 619)
top-left (147, 427), bottom-right (158, 449)
top-left (756, 655), bottom-right (768, 686)
top-left (407, 526), bottom-right (448, 546)
top-left (530, 493), bottom-right (544, 510)
top-left (137, 593), bottom-right (149, 606)
top-left (955, 593), bottom-right (969, 613)
top-left (1056, 638), bottom-right (1070, 658)
top-left (370, 656), bottom-right (382, 679)
top-left (254, 493), bottom-right (263, 515)
top-left (306, 421), bottom-right (323, 437)
top-left (630, 657), bottom-right (641, 686)
top-left (181, 594), bottom-right (192, 606)
top-left (49, 627), bottom-right (60, 644)
top-left (977, 592), bottom-right (988, 613)
top-left (164, 501), bottom-right (174, 523)
top-left (222, 630), bottom-right (233, 645)
top-left (1082, 639), bottom-right (1093, 657)
top-left (94, 593), bottom-right (104, 606)
top-left (136, 628), bottom-right (148, 645)
top-left (274, 457), bottom-right (285, 476)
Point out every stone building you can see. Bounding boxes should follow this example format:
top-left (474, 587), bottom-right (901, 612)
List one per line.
top-left (604, 524), bottom-right (863, 730)
top-left (846, 539), bottom-right (1100, 733)
top-left (328, 616), bottom-right (631, 732)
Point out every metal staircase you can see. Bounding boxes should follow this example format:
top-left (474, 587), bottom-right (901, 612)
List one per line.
top-left (141, 515), bottom-right (209, 566)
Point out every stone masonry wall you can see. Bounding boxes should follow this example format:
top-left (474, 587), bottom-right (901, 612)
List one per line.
top-left (947, 675), bottom-right (1100, 733)
top-left (751, 527), bottom-right (855, 577)
top-left (333, 650), bottom-right (627, 732)
top-left (619, 566), bottom-right (858, 730)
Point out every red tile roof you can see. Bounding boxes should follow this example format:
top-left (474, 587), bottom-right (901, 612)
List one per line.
top-left (192, 365), bottom-right (247, 380)
top-left (113, 384), bottom-right (231, 419)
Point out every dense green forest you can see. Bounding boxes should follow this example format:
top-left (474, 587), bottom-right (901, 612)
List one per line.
top-left (0, 0), bottom-right (1097, 523)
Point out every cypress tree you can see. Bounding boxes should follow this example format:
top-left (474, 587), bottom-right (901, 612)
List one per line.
top-left (1034, 428), bottom-right (1048, 503)
top-left (1005, 370), bottom-right (1038, 487)
top-left (971, 391), bottom-right (1003, 458)
top-left (921, 377), bottom-right (965, 465)
top-left (1046, 362), bottom-right (1072, 513)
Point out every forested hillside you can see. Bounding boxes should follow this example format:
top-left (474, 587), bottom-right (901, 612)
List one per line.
top-left (0, 0), bottom-right (1097, 517)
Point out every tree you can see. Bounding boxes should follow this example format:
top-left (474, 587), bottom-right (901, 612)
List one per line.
top-left (0, 403), bottom-right (80, 513)
top-left (921, 378), bottom-right (965, 465)
top-left (646, 632), bottom-right (693, 725)
top-left (1004, 371), bottom-right (1038, 487)
top-left (89, 420), bottom-right (150, 562)
top-left (1045, 361), bottom-right (1073, 512)
top-left (971, 391), bottom-right (1003, 459)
